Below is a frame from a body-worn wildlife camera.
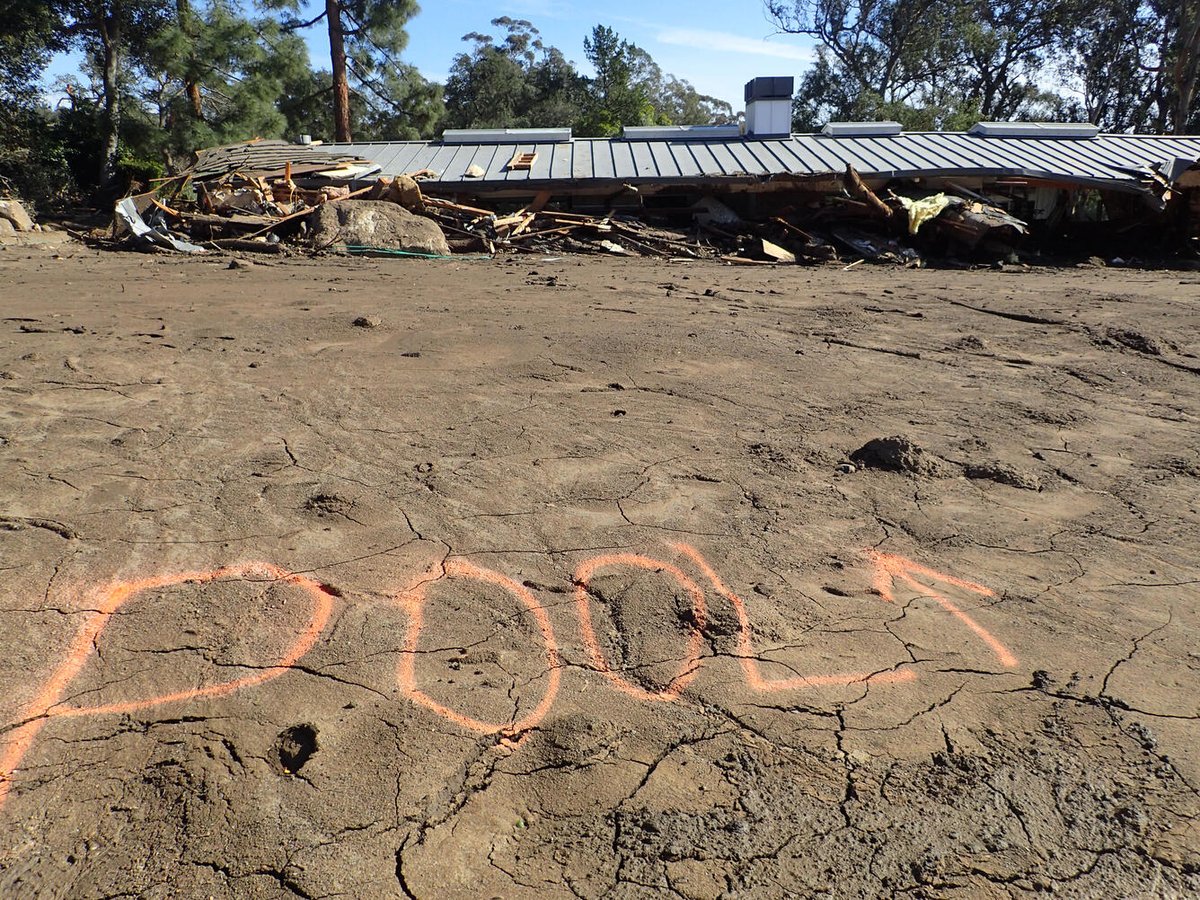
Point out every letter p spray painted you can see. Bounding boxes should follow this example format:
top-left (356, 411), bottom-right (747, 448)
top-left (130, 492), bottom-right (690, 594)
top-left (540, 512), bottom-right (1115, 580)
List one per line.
top-left (0, 564), bottom-right (333, 811)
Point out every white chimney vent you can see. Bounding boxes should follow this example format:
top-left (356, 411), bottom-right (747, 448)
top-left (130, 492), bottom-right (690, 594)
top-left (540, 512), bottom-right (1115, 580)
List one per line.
top-left (744, 77), bottom-right (794, 138)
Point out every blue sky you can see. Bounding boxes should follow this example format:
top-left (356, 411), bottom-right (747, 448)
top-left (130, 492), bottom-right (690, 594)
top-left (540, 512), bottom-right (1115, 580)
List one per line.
top-left (48, 0), bottom-right (816, 110)
top-left (391, 0), bottom-right (814, 106)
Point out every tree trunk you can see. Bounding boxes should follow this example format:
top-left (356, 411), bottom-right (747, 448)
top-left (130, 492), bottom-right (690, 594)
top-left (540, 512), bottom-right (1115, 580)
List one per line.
top-left (187, 80), bottom-right (203, 117)
top-left (1172, 2), bottom-right (1200, 133)
top-left (99, 3), bottom-right (123, 193)
top-left (326, 0), bottom-right (352, 142)
top-left (177, 0), bottom-right (203, 118)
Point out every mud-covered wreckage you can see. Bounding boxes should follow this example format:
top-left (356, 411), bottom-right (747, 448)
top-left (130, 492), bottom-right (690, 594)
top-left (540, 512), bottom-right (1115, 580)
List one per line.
top-left (119, 78), bottom-right (1200, 264)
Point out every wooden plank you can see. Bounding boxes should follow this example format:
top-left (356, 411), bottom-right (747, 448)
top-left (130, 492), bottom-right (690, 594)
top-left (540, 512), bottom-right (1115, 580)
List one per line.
top-left (510, 213), bottom-right (537, 237)
top-left (508, 225), bottom-right (580, 241)
top-left (423, 196), bottom-right (497, 216)
top-left (186, 212), bottom-right (278, 230)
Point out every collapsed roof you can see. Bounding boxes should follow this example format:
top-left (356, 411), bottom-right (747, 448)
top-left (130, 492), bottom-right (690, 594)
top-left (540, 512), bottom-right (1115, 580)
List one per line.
top-left (326, 127), bottom-right (1200, 199)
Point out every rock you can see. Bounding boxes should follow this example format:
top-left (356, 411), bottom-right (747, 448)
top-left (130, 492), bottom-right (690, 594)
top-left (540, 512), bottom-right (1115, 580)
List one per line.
top-left (0, 199), bottom-right (34, 232)
top-left (385, 175), bottom-right (424, 211)
top-left (692, 196), bottom-right (740, 226)
top-left (309, 200), bottom-right (450, 256)
top-left (0, 219), bottom-right (15, 237)
top-left (849, 435), bottom-right (948, 476)
top-left (352, 315), bottom-right (381, 328)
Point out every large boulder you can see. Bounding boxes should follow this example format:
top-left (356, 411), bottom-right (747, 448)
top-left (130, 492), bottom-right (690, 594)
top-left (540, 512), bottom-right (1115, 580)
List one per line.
top-left (0, 199), bottom-right (34, 233)
top-left (310, 199), bottom-right (449, 256)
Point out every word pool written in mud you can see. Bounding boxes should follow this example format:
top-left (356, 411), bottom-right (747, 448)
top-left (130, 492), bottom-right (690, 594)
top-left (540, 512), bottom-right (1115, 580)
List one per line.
top-left (0, 543), bottom-right (1017, 811)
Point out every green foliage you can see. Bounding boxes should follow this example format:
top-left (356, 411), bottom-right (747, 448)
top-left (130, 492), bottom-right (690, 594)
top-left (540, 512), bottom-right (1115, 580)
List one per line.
top-left (443, 18), bottom-right (585, 130)
top-left (576, 25), bottom-right (651, 136)
top-left (357, 63), bottom-right (443, 139)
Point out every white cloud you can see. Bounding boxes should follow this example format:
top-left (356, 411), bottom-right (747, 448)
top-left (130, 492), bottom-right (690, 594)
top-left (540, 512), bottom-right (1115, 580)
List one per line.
top-left (656, 28), bottom-right (813, 62)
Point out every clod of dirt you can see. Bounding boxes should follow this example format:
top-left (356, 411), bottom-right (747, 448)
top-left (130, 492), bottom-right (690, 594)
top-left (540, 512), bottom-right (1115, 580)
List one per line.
top-left (963, 461), bottom-right (1041, 491)
top-left (273, 724), bottom-right (319, 774)
top-left (305, 492), bottom-right (353, 517)
top-left (849, 435), bottom-right (947, 476)
top-left (352, 315), bottom-right (381, 328)
top-left (1104, 327), bottom-right (1162, 355)
top-left (227, 259), bottom-right (251, 270)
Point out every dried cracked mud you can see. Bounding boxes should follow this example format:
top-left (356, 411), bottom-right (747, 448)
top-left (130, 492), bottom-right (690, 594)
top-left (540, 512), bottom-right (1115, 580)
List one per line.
top-left (0, 246), bottom-right (1197, 898)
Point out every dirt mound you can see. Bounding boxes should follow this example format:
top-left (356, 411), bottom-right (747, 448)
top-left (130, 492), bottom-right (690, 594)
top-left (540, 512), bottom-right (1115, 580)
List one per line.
top-left (849, 435), bottom-right (948, 476)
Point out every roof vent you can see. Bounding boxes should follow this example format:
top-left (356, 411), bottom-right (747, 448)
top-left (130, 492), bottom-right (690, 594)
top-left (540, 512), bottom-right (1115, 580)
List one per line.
top-left (821, 121), bottom-right (903, 137)
top-left (442, 127), bottom-right (571, 145)
top-left (622, 124), bottom-right (741, 141)
top-left (968, 122), bottom-right (1099, 139)
top-left (744, 77), bottom-right (795, 138)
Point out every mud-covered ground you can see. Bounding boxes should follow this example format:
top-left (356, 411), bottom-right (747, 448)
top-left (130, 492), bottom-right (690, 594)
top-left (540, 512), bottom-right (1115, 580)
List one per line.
top-left (0, 244), bottom-right (1197, 899)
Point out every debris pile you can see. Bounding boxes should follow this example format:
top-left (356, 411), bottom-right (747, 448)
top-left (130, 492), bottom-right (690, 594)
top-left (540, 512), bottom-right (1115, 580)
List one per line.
top-left (411, 192), bottom-right (731, 260)
top-left (111, 139), bottom-right (384, 255)
top-left (100, 138), bottom-right (1198, 267)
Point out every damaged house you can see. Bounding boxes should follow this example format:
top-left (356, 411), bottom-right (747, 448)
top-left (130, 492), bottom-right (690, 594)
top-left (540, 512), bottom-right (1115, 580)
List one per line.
top-left (127, 78), bottom-right (1200, 264)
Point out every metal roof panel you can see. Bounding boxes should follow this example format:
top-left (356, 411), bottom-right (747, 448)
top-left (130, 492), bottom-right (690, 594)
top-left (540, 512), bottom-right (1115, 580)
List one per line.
top-left (327, 131), bottom-right (1200, 191)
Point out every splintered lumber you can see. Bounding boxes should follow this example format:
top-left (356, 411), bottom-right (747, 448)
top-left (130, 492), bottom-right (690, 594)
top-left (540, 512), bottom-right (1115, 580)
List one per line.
top-left (510, 213), bottom-right (537, 237)
top-left (604, 233), bottom-right (665, 257)
top-left (242, 184), bottom-right (375, 238)
top-left (491, 213), bottom-right (527, 229)
top-left (720, 255), bottom-right (778, 266)
top-left (844, 165), bottom-right (894, 218)
top-left (508, 225), bottom-right (580, 241)
top-left (539, 211), bottom-right (601, 222)
top-left (755, 238), bottom-right (796, 264)
top-left (770, 217), bottom-right (816, 241)
top-left (422, 196), bottom-right (497, 217)
top-left (151, 198), bottom-right (183, 218)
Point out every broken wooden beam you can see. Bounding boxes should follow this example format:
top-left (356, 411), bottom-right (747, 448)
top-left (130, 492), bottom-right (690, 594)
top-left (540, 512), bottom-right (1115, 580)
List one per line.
top-left (844, 165), bottom-right (894, 218)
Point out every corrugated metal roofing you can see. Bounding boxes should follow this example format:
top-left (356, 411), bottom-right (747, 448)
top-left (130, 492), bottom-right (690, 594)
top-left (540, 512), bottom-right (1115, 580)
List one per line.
top-left (328, 132), bottom-right (1200, 192)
